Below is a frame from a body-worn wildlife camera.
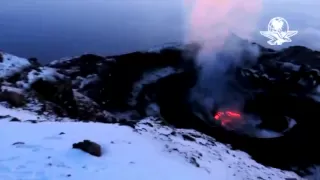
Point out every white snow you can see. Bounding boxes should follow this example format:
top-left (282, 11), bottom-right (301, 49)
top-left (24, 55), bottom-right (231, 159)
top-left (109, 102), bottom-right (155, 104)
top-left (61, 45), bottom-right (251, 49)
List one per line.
top-left (305, 166), bottom-right (320, 180)
top-left (281, 62), bottom-right (300, 72)
top-left (0, 53), bottom-right (31, 79)
top-left (145, 103), bottom-right (160, 116)
top-left (287, 118), bottom-right (297, 130)
top-left (255, 129), bottom-right (283, 138)
top-left (0, 122), bottom-right (211, 180)
top-left (78, 74), bottom-right (99, 89)
top-left (49, 55), bottom-right (113, 67)
top-left (49, 56), bottom-right (78, 66)
top-left (73, 90), bottom-right (97, 105)
top-left (1, 86), bottom-right (25, 94)
top-left (0, 105), bottom-right (304, 180)
top-left (136, 120), bottom-right (304, 180)
top-left (308, 85), bottom-right (320, 102)
top-left (16, 67), bottom-right (65, 89)
top-left (314, 85), bottom-right (320, 94)
top-left (0, 105), bottom-right (42, 121)
top-left (128, 67), bottom-right (179, 106)
top-left (27, 67), bottom-right (64, 83)
top-left (0, 104), bottom-right (68, 122)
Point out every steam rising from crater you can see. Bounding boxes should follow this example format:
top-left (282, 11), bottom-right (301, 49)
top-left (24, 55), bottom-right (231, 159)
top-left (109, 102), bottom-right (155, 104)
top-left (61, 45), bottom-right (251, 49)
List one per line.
top-left (184, 0), bottom-right (264, 132)
top-left (184, 0), bottom-right (262, 56)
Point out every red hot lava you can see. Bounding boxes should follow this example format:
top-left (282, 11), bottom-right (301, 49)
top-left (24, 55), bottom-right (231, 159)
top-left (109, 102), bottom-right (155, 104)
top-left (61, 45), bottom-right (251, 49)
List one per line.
top-left (214, 110), bottom-right (243, 128)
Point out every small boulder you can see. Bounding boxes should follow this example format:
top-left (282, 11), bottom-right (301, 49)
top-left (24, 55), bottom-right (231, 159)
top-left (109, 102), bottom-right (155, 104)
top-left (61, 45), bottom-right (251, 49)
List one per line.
top-left (10, 117), bottom-right (21, 122)
top-left (0, 115), bottom-right (11, 119)
top-left (31, 78), bottom-right (78, 118)
top-left (182, 134), bottom-right (196, 142)
top-left (12, 142), bottom-right (25, 145)
top-left (28, 57), bottom-right (41, 67)
top-left (118, 119), bottom-right (136, 128)
top-left (72, 140), bottom-right (102, 157)
top-left (0, 90), bottom-right (26, 107)
top-left (25, 120), bottom-right (37, 124)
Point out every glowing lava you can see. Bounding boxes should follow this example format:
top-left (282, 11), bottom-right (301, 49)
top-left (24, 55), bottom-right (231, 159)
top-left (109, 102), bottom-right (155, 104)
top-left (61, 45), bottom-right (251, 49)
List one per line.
top-left (214, 110), bottom-right (243, 127)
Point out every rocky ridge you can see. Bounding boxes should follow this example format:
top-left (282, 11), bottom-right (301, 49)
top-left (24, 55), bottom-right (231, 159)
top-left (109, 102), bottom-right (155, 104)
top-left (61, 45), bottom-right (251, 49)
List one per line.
top-left (0, 42), bottom-right (320, 176)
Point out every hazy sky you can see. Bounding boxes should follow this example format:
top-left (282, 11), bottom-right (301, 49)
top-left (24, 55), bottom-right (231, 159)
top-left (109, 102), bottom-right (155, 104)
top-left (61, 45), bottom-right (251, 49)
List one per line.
top-left (0, 0), bottom-right (319, 62)
top-left (184, 0), bottom-right (320, 50)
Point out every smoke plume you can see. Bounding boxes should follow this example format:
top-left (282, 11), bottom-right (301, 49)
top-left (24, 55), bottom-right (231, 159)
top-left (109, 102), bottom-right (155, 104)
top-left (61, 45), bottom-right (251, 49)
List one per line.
top-left (184, 0), bottom-right (263, 127)
top-left (184, 0), bottom-right (262, 55)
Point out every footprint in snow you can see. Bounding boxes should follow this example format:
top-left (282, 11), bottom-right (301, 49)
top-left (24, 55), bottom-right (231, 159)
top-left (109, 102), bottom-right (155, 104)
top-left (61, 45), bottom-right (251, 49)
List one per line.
top-left (0, 164), bottom-right (12, 172)
top-left (0, 164), bottom-right (46, 180)
top-left (0, 156), bottom-right (20, 162)
top-left (13, 143), bottom-right (53, 152)
top-left (43, 135), bottom-right (63, 140)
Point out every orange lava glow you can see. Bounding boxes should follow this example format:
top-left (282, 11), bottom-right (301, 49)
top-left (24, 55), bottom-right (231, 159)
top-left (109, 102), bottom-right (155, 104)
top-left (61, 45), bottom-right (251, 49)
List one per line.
top-left (184, 0), bottom-right (262, 54)
top-left (214, 110), bottom-right (242, 127)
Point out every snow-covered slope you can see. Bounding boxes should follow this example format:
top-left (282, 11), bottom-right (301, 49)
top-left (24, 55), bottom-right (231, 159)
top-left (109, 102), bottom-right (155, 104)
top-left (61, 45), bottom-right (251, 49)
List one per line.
top-left (0, 105), bottom-right (302, 180)
top-left (0, 52), bottom-right (31, 79)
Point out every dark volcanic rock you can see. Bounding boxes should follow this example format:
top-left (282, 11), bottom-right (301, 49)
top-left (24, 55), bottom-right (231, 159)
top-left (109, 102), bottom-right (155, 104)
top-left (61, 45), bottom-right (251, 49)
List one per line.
top-left (73, 140), bottom-right (102, 157)
top-left (182, 134), bottom-right (196, 141)
top-left (72, 90), bottom-right (109, 121)
top-left (25, 120), bottom-right (37, 124)
top-left (49, 54), bottom-right (109, 78)
top-left (227, 47), bottom-right (320, 172)
top-left (133, 44), bottom-right (320, 174)
top-left (154, 71), bottom-right (199, 128)
top-left (28, 57), bottom-right (41, 68)
top-left (31, 78), bottom-right (78, 118)
top-left (118, 119), bottom-right (136, 128)
top-left (258, 46), bottom-right (320, 71)
top-left (10, 117), bottom-right (21, 122)
top-left (274, 46), bottom-right (320, 67)
top-left (257, 115), bottom-right (289, 132)
top-left (79, 46), bottom-right (198, 112)
top-left (95, 51), bottom-right (182, 110)
top-left (46, 44), bottom-right (201, 116)
top-left (0, 89), bottom-right (26, 107)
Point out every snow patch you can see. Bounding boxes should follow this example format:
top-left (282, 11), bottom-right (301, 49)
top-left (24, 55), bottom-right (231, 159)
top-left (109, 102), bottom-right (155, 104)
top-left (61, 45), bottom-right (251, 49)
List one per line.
top-left (307, 85), bottom-right (320, 102)
top-left (135, 119), bottom-right (303, 180)
top-left (0, 105), bottom-right (42, 121)
top-left (145, 103), bottom-right (160, 116)
top-left (49, 56), bottom-right (79, 66)
top-left (0, 121), bottom-right (216, 180)
top-left (73, 90), bottom-right (98, 106)
top-left (255, 130), bottom-right (283, 138)
top-left (0, 104), bottom-right (75, 122)
top-left (128, 67), bottom-right (179, 106)
top-left (0, 119), bottom-right (304, 180)
top-left (305, 166), bottom-right (320, 180)
top-left (281, 62), bottom-right (301, 72)
top-left (0, 53), bottom-right (31, 79)
top-left (1, 86), bottom-right (24, 94)
top-left (16, 67), bottom-right (65, 89)
top-left (78, 74), bottom-right (99, 89)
